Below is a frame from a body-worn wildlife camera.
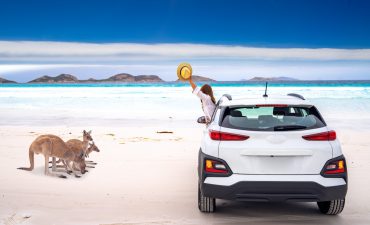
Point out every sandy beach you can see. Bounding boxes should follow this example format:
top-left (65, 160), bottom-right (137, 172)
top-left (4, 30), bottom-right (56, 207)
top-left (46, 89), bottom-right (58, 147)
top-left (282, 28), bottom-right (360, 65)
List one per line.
top-left (0, 83), bottom-right (369, 225)
top-left (1, 115), bottom-right (370, 225)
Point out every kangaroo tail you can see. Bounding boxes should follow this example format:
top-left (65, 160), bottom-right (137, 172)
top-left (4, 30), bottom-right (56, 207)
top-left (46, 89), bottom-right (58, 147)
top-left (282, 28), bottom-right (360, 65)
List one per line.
top-left (17, 148), bottom-right (35, 171)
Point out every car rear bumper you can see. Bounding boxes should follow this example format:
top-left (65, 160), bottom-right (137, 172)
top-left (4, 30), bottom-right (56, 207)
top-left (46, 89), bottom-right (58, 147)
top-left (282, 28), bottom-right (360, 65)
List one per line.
top-left (201, 178), bottom-right (347, 202)
top-left (198, 150), bottom-right (348, 202)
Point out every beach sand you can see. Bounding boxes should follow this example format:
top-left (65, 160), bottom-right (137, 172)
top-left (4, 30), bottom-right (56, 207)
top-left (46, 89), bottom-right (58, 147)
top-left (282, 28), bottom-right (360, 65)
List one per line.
top-left (0, 118), bottom-right (370, 225)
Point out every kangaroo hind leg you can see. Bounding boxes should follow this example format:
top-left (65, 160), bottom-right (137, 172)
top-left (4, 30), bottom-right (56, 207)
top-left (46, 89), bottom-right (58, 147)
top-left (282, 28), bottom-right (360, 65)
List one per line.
top-left (44, 155), bottom-right (66, 179)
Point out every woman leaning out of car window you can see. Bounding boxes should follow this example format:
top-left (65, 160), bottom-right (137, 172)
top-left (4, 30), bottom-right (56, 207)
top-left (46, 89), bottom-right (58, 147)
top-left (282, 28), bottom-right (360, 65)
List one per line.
top-left (188, 78), bottom-right (216, 124)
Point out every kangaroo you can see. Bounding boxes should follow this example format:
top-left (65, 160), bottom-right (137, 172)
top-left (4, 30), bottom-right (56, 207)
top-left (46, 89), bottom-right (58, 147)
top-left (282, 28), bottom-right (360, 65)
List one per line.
top-left (67, 139), bottom-right (100, 167)
top-left (85, 142), bottom-right (100, 165)
top-left (17, 134), bottom-right (86, 178)
top-left (50, 130), bottom-right (94, 172)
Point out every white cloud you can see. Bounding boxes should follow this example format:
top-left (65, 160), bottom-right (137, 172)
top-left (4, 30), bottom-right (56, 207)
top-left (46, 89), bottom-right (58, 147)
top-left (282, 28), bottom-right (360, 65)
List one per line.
top-left (0, 41), bottom-right (370, 81)
top-left (1, 41), bottom-right (370, 62)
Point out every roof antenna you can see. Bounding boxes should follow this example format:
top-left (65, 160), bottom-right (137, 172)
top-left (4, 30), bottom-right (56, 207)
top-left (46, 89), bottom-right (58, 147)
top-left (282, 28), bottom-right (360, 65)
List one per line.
top-left (263, 82), bottom-right (268, 97)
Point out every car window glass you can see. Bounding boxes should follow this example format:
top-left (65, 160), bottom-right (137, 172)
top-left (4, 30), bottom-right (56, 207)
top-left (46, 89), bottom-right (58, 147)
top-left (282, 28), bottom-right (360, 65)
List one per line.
top-left (221, 106), bottom-right (326, 131)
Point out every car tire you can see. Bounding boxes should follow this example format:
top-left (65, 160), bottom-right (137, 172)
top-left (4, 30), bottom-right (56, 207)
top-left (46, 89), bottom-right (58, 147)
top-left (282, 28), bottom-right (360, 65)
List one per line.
top-left (198, 184), bottom-right (216, 213)
top-left (317, 198), bottom-right (345, 215)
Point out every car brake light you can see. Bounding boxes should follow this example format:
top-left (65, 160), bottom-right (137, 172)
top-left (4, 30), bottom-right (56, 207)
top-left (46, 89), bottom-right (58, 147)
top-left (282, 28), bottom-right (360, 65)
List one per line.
top-left (302, 130), bottom-right (336, 141)
top-left (205, 159), bottom-right (229, 174)
top-left (255, 104), bottom-right (288, 107)
top-left (209, 130), bottom-right (249, 141)
top-left (323, 159), bottom-right (345, 174)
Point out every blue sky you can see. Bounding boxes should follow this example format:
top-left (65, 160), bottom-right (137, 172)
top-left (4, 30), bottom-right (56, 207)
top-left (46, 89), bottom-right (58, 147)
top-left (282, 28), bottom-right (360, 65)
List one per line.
top-left (0, 0), bottom-right (370, 81)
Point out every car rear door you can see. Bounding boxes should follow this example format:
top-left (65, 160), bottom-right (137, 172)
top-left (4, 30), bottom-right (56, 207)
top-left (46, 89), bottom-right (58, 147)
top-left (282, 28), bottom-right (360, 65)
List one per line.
top-left (217, 105), bottom-right (333, 175)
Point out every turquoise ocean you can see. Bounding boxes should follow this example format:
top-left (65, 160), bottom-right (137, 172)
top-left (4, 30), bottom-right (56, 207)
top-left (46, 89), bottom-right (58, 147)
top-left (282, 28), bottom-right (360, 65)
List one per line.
top-left (0, 80), bottom-right (370, 127)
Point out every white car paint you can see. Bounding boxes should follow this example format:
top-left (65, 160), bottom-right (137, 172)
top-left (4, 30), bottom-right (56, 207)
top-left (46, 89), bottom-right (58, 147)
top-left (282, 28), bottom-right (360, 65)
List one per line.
top-left (201, 94), bottom-right (345, 186)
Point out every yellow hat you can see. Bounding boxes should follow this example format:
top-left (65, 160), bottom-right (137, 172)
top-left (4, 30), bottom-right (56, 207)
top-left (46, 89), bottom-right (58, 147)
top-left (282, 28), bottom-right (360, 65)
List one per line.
top-left (177, 63), bottom-right (192, 81)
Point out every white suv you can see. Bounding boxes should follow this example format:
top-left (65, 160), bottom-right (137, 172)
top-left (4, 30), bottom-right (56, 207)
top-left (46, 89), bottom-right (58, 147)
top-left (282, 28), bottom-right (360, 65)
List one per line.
top-left (197, 93), bottom-right (347, 215)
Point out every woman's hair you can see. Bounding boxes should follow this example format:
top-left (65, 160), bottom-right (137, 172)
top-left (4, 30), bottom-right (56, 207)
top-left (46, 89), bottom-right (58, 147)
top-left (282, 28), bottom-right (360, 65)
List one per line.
top-left (201, 84), bottom-right (216, 104)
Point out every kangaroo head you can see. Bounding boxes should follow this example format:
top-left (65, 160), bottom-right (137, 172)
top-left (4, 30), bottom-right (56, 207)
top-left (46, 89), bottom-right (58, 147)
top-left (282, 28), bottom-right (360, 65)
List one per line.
top-left (85, 141), bottom-right (99, 157)
top-left (83, 130), bottom-right (93, 142)
top-left (75, 150), bottom-right (86, 174)
top-left (90, 142), bottom-right (100, 152)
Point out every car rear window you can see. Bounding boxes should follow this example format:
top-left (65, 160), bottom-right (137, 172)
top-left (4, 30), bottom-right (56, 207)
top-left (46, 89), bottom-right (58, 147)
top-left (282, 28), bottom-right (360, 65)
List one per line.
top-left (221, 105), bottom-right (326, 131)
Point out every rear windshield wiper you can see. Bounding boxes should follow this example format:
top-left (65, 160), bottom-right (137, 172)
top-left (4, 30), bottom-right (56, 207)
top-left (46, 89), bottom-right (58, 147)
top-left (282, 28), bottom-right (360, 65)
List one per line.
top-left (273, 125), bottom-right (307, 131)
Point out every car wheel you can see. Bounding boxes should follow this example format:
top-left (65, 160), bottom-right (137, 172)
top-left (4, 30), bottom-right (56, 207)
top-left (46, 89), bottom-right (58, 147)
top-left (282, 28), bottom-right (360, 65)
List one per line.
top-left (198, 183), bottom-right (216, 213)
top-left (317, 198), bottom-right (345, 215)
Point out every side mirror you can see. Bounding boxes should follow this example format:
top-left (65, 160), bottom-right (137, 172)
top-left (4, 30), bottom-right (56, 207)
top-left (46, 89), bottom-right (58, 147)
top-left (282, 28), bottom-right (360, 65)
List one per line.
top-left (197, 116), bottom-right (206, 124)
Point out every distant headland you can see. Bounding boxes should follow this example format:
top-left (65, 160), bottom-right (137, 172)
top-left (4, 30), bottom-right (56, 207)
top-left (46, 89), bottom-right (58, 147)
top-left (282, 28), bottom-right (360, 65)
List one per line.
top-left (0, 74), bottom-right (301, 84)
top-left (242, 76), bottom-right (298, 81)
top-left (0, 77), bottom-right (17, 84)
top-left (26, 73), bottom-right (164, 83)
top-left (0, 73), bottom-right (217, 84)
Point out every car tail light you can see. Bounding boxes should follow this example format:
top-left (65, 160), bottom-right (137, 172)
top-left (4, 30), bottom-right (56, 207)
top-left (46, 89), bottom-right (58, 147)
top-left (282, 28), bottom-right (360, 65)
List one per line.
top-left (323, 159), bottom-right (346, 174)
top-left (205, 159), bottom-right (229, 174)
top-left (302, 130), bottom-right (336, 141)
top-left (209, 130), bottom-right (249, 141)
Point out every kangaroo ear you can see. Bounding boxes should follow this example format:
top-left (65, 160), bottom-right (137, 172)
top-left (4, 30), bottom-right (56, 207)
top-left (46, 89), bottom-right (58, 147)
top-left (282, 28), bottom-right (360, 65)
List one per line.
top-left (88, 130), bottom-right (92, 134)
top-left (83, 130), bottom-right (86, 134)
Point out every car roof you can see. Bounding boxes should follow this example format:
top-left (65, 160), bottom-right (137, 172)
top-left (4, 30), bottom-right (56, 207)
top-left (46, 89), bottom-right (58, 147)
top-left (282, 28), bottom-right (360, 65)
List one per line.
top-left (219, 94), bottom-right (312, 107)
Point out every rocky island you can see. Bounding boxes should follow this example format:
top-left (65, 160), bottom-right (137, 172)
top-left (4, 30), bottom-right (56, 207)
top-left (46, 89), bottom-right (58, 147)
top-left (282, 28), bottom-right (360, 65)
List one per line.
top-left (98, 74), bottom-right (164, 83)
top-left (2, 74), bottom-right (302, 84)
top-left (246, 76), bottom-right (298, 81)
top-left (28, 74), bottom-right (79, 83)
top-left (27, 73), bottom-right (164, 83)
top-left (0, 77), bottom-right (17, 83)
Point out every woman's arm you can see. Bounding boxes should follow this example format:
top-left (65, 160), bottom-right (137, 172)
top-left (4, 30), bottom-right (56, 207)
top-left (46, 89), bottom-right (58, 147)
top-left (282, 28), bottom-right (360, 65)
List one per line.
top-left (189, 78), bottom-right (197, 91)
top-left (190, 79), bottom-right (209, 101)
